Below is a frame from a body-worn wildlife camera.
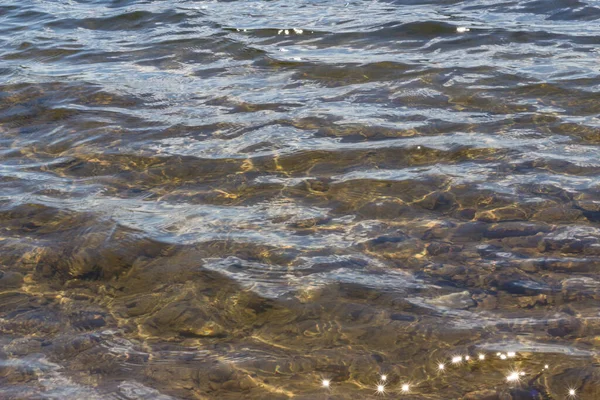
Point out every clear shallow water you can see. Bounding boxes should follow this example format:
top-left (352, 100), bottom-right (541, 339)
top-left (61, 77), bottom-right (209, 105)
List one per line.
top-left (1, 0), bottom-right (600, 399)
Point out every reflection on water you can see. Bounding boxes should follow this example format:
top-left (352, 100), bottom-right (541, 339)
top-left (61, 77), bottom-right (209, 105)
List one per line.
top-left (1, 0), bottom-right (600, 398)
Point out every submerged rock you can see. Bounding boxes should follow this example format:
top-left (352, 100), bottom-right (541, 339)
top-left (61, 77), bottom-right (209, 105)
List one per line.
top-left (463, 389), bottom-right (499, 400)
top-left (0, 271), bottom-right (24, 289)
top-left (475, 206), bottom-right (528, 222)
top-left (538, 226), bottom-right (600, 254)
top-left (453, 222), bottom-right (488, 241)
top-left (532, 206), bottom-right (583, 223)
top-left (427, 291), bottom-right (475, 310)
top-left (483, 222), bottom-right (552, 239)
top-left (414, 190), bottom-right (456, 211)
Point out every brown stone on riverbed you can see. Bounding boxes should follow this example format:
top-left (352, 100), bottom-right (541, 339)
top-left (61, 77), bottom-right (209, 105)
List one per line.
top-left (143, 301), bottom-right (227, 339)
top-left (123, 294), bottom-right (159, 317)
top-left (575, 200), bottom-right (600, 221)
top-left (414, 190), bottom-right (456, 211)
top-left (538, 226), bottom-right (600, 254)
top-left (483, 222), bottom-right (552, 239)
top-left (0, 271), bottom-right (24, 289)
top-left (463, 389), bottom-right (499, 400)
top-left (360, 234), bottom-right (425, 261)
top-left (547, 315), bottom-right (582, 337)
top-left (501, 233), bottom-right (546, 249)
top-left (454, 207), bottom-right (477, 220)
top-left (453, 221), bottom-right (488, 241)
top-left (541, 257), bottom-right (600, 273)
top-left (427, 291), bottom-right (475, 310)
top-left (358, 199), bottom-right (411, 219)
top-left (516, 294), bottom-right (548, 308)
top-left (507, 258), bottom-right (544, 273)
top-left (475, 206), bottom-right (528, 222)
top-left (426, 241), bottom-right (462, 256)
top-left (473, 292), bottom-right (499, 310)
top-left (425, 263), bottom-right (466, 278)
top-left (532, 206), bottom-right (583, 223)
top-left (208, 364), bottom-right (235, 383)
top-left (484, 270), bottom-right (550, 296)
top-left (561, 277), bottom-right (600, 300)
top-left (575, 199), bottom-right (600, 213)
top-left (421, 220), bottom-right (457, 240)
top-left (547, 366), bottom-right (600, 399)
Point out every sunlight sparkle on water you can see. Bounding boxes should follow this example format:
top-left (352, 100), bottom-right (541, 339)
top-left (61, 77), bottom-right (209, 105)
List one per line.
top-left (506, 372), bottom-right (520, 383)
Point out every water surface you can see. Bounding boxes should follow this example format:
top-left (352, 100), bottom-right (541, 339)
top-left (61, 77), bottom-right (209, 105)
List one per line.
top-left (1, 0), bottom-right (600, 399)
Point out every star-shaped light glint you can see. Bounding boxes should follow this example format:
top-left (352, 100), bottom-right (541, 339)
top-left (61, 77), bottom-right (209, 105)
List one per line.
top-left (506, 371), bottom-right (523, 384)
top-left (451, 356), bottom-right (463, 364)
